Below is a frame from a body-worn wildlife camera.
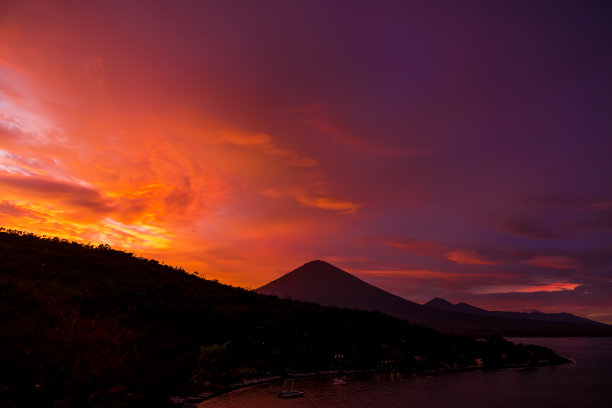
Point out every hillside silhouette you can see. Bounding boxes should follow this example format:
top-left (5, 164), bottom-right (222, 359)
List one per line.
top-left (258, 260), bottom-right (612, 336)
top-left (1, 230), bottom-right (568, 407)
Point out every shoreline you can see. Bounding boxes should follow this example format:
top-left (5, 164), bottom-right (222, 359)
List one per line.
top-left (169, 359), bottom-right (570, 408)
top-left (169, 369), bottom-right (374, 408)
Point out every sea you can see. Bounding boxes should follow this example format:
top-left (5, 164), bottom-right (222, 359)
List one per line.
top-left (197, 337), bottom-right (612, 408)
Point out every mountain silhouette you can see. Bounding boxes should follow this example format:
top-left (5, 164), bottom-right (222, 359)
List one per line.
top-left (425, 297), bottom-right (491, 315)
top-left (425, 297), bottom-right (598, 325)
top-left (258, 260), bottom-right (424, 318)
top-left (258, 260), bottom-right (612, 336)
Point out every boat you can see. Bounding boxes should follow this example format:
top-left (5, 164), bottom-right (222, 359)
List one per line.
top-left (333, 377), bottom-right (347, 385)
top-left (278, 389), bottom-right (304, 398)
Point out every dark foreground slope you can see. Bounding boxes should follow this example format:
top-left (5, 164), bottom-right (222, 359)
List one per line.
top-left (259, 261), bottom-right (612, 336)
top-left (0, 230), bottom-right (567, 408)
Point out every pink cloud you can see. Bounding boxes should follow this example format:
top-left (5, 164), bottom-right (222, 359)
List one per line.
top-left (498, 215), bottom-right (568, 240)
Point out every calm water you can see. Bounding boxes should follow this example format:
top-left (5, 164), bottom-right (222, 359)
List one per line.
top-left (198, 337), bottom-right (612, 408)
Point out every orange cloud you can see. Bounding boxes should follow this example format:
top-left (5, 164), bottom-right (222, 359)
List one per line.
top-left (445, 249), bottom-right (499, 265)
top-left (386, 240), bottom-right (502, 266)
top-left (0, 27), bottom-right (361, 290)
top-left (220, 130), bottom-right (318, 167)
top-left (471, 282), bottom-right (580, 294)
top-left (0, 199), bottom-right (173, 251)
top-left (262, 188), bottom-right (360, 214)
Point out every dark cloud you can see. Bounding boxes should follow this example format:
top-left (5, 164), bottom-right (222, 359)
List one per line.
top-left (498, 216), bottom-right (570, 240)
top-left (519, 193), bottom-right (588, 209)
top-left (0, 174), bottom-right (115, 213)
top-left (580, 207), bottom-right (612, 234)
top-left (498, 198), bottom-right (612, 240)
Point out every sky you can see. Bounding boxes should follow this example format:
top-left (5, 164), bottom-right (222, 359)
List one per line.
top-left (1, 0), bottom-right (611, 323)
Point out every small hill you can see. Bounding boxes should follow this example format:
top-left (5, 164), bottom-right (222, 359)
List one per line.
top-left (259, 261), bottom-right (612, 337)
top-left (424, 298), bottom-right (490, 315)
top-left (0, 230), bottom-right (569, 407)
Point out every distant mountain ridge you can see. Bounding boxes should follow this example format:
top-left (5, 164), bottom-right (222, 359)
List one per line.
top-left (424, 297), bottom-right (597, 325)
top-left (258, 260), bottom-right (612, 336)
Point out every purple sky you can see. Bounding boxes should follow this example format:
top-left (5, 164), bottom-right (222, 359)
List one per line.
top-left (1, 0), bottom-right (611, 322)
